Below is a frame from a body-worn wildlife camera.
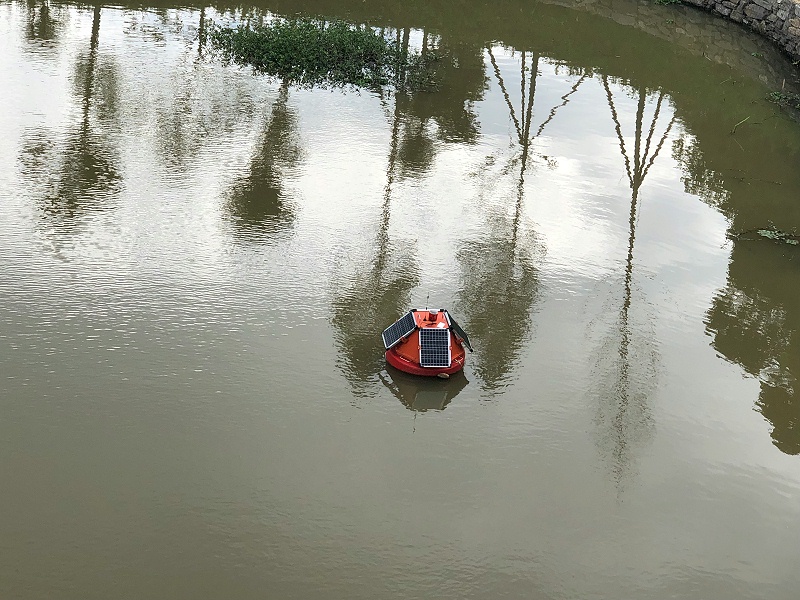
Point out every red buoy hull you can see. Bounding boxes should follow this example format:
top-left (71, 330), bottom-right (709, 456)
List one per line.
top-left (385, 346), bottom-right (465, 377)
top-left (382, 309), bottom-right (470, 377)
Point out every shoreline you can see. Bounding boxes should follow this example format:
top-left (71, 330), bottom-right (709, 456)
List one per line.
top-left (683, 0), bottom-right (800, 63)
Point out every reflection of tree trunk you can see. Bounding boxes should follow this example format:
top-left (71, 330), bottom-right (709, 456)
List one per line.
top-left (27, 0), bottom-right (58, 41)
top-left (198, 6), bottom-right (206, 54)
top-left (605, 81), bottom-right (676, 346)
top-left (456, 48), bottom-right (549, 389)
top-left (612, 155), bottom-right (637, 486)
top-left (513, 52), bottom-right (537, 250)
top-left (376, 91), bottom-right (402, 272)
top-left (225, 81), bottom-right (300, 240)
top-left (603, 77), bottom-right (676, 192)
top-left (598, 79), bottom-right (677, 489)
top-left (459, 48), bottom-right (585, 389)
top-left (396, 27), bottom-right (410, 87)
top-left (490, 47), bottom-right (586, 258)
top-left (400, 27), bottom-right (410, 60)
top-left (330, 89), bottom-right (419, 395)
top-left (20, 2), bottom-right (119, 224)
top-left (82, 5), bottom-right (101, 135)
top-left (487, 47), bottom-right (524, 143)
top-left (487, 47), bottom-right (585, 170)
top-left (486, 47), bottom-right (539, 251)
top-left (39, 1), bottom-right (121, 217)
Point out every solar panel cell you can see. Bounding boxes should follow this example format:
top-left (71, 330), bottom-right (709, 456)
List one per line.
top-left (419, 328), bottom-right (451, 368)
top-left (382, 311), bottom-right (416, 349)
top-left (446, 313), bottom-right (473, 352)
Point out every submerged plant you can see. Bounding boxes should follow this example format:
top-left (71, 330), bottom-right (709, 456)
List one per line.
top-left (768, 90), bottom-right (800, 110)
top-left (206, 18), bottom-right (438, 91)
top-left (729, 225), bottom-right (800, 246)
top-left (754, 229), bottom-right (800, 245)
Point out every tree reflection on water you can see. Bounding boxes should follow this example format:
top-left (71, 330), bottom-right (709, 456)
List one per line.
top-left (705, 242), bottom-right (800, 455)
top-left (330, 77), bottom-right (420, 397)
top-left (457, 48), bottom-right (585, 392)
top-left (10, 2), bottom-right (799, 454)
top-left (224, 83), bottom-right (300, 243)
top-left (24, 0), bottom-right (63, 44)
top-left (329, 27), bottom-right (488, 397)
top-left (18, 3), bottom-right (121, 226)
top-left (668, 87), bottom-right (800, 456)
top-left (591, 78), bottom-right (674, 489)
top-left (397, 33), bottom-right (484, 146)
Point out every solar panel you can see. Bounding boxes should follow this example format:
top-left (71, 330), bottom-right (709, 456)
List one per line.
top-left (382, 311), bottom-right (416, 349)
top-left (445, 312), bottom-right (473, 352)
top-left (419, 328), bottom-right (451, 368)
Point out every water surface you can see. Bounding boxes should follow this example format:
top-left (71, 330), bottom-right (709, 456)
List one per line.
top-left (2, 1), bottom-right (800, 598)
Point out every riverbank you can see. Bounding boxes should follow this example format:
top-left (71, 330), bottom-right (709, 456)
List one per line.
top-left (537, 0), bottom-right (800, 112)
top-left (684, 0), bottom-right (800, 63)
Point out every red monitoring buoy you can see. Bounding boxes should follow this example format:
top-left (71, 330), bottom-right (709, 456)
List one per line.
top-left (381, 309), bottom-right (473, 377)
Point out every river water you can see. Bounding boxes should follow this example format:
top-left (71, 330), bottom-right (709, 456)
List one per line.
top-left (2, 1), bottom-right (800, 598)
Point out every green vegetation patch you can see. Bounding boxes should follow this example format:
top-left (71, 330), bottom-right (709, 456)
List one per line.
top-left (207, 18), bottom-right (437, 91)
top-left (730, 226), bottom-right (800, 246)
top-left (767, 90), bottom-right (800, 110)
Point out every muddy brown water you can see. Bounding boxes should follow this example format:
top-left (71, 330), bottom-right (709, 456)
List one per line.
top-left (2, 1), bottom-right (800, 598)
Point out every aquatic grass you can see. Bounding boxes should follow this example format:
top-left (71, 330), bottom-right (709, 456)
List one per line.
top-left (207, 18), bottom-right (438, 91)
top-left (729, 225), bottom-right (800, 246)
top-left (768, 90), bottom-right (800, 110)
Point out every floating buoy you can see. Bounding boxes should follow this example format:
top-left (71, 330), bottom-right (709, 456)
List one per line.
top-left (381, 309), bottom-right (473, 377)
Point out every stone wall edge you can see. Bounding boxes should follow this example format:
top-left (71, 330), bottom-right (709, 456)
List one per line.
top-left (682, 0), bottom-right (800, 63)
